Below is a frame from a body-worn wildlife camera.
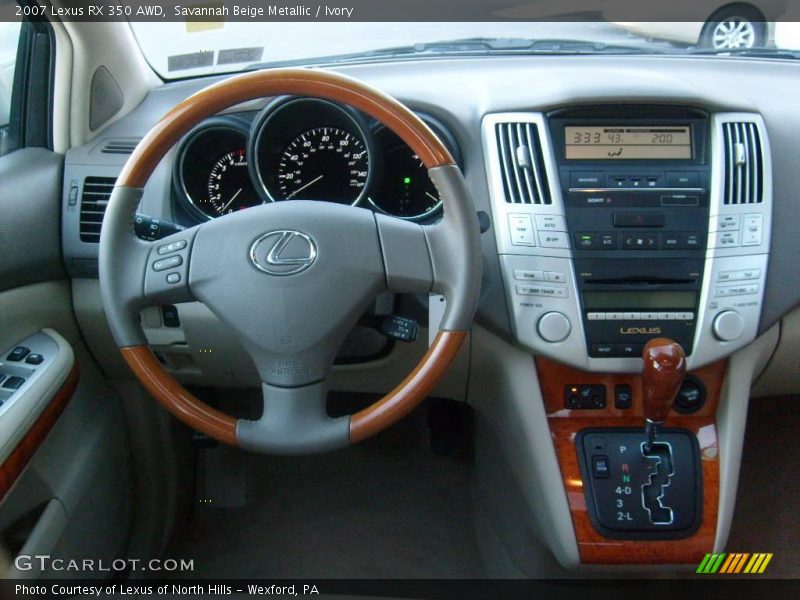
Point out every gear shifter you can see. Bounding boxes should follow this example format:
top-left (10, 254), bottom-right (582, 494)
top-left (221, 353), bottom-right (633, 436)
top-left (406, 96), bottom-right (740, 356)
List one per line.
top-left (641, 338), bottom-right (686, 451)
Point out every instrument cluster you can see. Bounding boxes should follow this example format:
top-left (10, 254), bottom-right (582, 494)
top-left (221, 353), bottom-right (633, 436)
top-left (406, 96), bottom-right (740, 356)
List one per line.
top-left (173, 97), bottom-right (460, 223)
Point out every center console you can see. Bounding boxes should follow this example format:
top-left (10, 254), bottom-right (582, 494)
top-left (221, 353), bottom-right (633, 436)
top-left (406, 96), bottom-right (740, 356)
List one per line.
top-left (482, 106), bottom-right (771, 373)
top-left (481, 106), bottom-right (772, 564)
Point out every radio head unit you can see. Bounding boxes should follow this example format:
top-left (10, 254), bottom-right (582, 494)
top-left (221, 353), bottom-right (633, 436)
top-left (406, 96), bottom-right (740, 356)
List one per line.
top-left (548, 107), bottom-right (710, 358)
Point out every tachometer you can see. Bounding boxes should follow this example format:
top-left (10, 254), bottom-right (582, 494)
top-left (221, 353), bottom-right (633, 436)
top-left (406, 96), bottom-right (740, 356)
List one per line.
top-left (274, 127), bottom-right (369, 204)
top-left (205, 149), bottom-right (256, 216)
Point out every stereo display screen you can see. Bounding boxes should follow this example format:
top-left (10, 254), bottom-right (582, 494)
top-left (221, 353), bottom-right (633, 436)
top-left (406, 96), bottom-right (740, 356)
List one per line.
top-left (582, 291), bottom-right (697, 310)
top-left (565, 125), bottom-right (692, 160)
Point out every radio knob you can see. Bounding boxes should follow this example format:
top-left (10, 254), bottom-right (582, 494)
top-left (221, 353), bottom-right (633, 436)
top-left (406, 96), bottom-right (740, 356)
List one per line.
top-left (537, 312), bottom-right (571, 343)
top-left (712, 310), bottom-right (745, 342)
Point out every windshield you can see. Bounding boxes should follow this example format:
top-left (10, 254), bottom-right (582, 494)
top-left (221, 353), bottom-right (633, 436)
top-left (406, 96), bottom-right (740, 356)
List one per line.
top-left (130, 21), bottom-right (800, 79)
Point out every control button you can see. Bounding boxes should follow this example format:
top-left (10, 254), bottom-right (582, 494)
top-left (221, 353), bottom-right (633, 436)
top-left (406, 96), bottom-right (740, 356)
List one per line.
top-left (610, 175), bottom-right (627, 188)
top-left (153, 255), bottom-right (183, 272)
top-left (713, 310), bottom-right (746, 342)
top-left (25, 353), bottom-right (44, 365)
top-left (666, 171), bottom-right (700, 188)
top-left (660, 233), bottom-right (681, 249)
top-left (658, 312), bottom-right (675, 320)
top-left (570, 172), bottom-right (605, 188)
top-left (575, 232), bottom-right (597, 249)
top-left (742, 213), bottom-right (763, 246)
top-left (623, 312), bottom-right (641, 320)
top-left (615, 384), bottom-right (633, 409)
top-left (679, 232), bottom-right (704, 250)
top-left (591, 343), bottom-right (617, 357)
top-left (716, 284), bottom-right (758, 297)
top-left (2, 376), bottom-right (25, 390)
top-left (717, 215), bottom-right (741, 231)
top-left (587, 312), bottom-right (605, 320)
top-left (166, 273), bottom-right (181, 284)
top-left (715, 230), bottom-right (740, 248)
top-left (508, 214), bottom-right (536, 246)
top-left (161, 305), bottom-right (181, 328)
top-left (539, 231), bottom-right (569, 249)
top-left (617, 343), bottom-right (642, 357)
top-left (676, 312), bottom-right (695, 321)
top-left (516, 285), bottom-right (568, 298)
top-left (718, 269), bottom-right (761, 282)
top-left (599, 233), bottom-right (618, 249)
top-left (606, 312), bottom-right (624, 320)
top-left (545, 271), bottom-right (566, 283)
top-left (535, 215), bottom-right (566, 232)
top-left (644, 174), bottom-right (663, 188)
top-left (738, 268), bottom-right (761, 280)
top-left (6, 347), bottom-right (30, 362)
top-left (157, 239), bottom-right (188, 255)
top-left (613, 212), bottom-right (665, 228)
top-left (675, 377), bottom-right (706, 414)
top-left (513, 269), bottom-right (545, 281)
top-left (641, 312), bottom-right (659, 320)
top-left (537, 312), bottom-right (571, 343)
top-left (592, 455), bottom-right (611, 479)
top-left (621, 232), bottom-right (657, 249)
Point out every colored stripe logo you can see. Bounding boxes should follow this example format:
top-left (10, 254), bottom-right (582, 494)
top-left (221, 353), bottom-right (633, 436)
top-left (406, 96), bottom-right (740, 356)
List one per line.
top-left (697, 553), bottom-right (773, 574)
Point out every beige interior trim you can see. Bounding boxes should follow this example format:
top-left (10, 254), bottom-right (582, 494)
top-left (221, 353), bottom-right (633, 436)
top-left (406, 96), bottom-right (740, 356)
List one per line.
top-left (61, 20), bottom-right (159, 146)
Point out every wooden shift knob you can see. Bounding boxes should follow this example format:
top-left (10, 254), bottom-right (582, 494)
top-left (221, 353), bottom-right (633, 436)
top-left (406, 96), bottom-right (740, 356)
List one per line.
top-left (641, 338), bottom-right (686, 424)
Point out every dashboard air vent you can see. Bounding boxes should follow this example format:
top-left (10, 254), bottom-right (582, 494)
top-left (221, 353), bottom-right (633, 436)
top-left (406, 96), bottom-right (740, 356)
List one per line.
top-left (722, 122), bottom-right (763, 205)
top-left (79, 177), bottom-right (116, 243)
top-left (495, 122), bottom-right (551, 205)
top-left (101, 139), bottom-right (140, 154)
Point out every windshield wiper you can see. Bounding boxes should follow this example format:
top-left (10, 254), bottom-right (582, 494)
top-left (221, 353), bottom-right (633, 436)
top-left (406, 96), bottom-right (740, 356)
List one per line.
top-left (685, 47), bottom-right (800, 59)
top-left (244, 37), bottom-right (666, 70)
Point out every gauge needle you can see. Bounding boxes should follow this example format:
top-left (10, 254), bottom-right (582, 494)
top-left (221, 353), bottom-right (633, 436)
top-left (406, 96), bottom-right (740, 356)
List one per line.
top-left (426, 192), bottom-right (440, 202)
top-left (286, 174), bottom-right (324, 199)
top-left (220, 188), bottom-right (243, 212)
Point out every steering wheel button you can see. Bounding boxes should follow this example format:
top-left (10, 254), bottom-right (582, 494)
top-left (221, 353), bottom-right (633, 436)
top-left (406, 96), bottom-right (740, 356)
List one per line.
top-left (153, 256), bottom-right (183, 271)
top-left (158, 239), bottom-right (187, 255)
top-left (166, 272), bottom-right (181, 284)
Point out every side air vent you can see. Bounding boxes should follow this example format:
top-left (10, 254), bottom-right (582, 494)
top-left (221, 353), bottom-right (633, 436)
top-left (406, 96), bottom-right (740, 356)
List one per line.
top-left (495, 122), bottom-right (551, 205)
top-left (79, 177), bottom-right (116, 243)
top-left (101, 139), bottom-right (140, 154)
top-left (722, 122), bottom-right (763, 205)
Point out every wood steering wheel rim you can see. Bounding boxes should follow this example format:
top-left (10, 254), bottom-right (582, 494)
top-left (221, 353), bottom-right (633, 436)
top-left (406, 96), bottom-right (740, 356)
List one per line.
top-left (108, 68), bottom-right (474, 450)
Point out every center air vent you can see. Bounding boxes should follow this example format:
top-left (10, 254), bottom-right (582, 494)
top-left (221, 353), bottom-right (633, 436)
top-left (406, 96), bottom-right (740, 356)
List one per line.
top-left (79, 177), bottom-right (115, 243)
top-left (722, 122), bottom-right (763, 205)
top-left (101, 139), bottom-right (140, 154)
top-left (495, 122), bottom-right (551, 205)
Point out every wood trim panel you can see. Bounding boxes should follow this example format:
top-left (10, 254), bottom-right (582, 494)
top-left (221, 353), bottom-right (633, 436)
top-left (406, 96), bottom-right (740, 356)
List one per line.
top-left (536, 356), bottom-right (726, 564)
top-left (0, 363), bottom-right (80, 503)
top-left (118, 68), bottom-right (455, 188)
top-left (120, 346), bottom-right (238, 446)
top-left (350, 330), bottom-right (466, 443)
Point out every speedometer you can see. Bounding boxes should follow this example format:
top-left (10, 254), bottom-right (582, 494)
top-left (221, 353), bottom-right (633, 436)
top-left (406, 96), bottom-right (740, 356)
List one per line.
top-left (274, 127), bottom-right (369, 204)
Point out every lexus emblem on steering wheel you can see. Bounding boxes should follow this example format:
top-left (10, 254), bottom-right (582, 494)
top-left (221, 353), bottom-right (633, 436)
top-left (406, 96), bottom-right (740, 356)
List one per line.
top-left (250, 230), bottom-right (317, 276)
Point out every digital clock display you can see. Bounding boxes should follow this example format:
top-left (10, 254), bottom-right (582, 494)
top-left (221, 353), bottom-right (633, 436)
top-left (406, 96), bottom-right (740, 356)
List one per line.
top-left (565, 125), bottom-right (692, 160)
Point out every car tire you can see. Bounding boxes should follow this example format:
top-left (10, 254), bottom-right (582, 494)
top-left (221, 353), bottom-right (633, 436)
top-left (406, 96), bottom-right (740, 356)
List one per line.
top-left (700, 6), bottom-right (766, 50)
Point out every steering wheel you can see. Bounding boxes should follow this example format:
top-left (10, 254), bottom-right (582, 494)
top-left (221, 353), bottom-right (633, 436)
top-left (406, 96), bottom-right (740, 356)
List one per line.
top-left (99, 68), bottom-right (481, 455)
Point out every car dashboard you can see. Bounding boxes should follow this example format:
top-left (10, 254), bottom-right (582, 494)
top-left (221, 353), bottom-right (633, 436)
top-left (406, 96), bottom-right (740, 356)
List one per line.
top-left (58, 53), bottom-right (800, 570)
